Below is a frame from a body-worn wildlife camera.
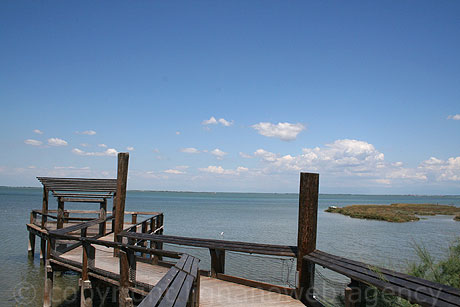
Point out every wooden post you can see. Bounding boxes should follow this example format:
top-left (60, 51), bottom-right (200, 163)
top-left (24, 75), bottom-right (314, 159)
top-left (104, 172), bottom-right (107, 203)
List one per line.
top-left (57, 197), bottom-right (64, 229)
top-left (114, 153), bottom-right (129, 255)
top-left (296, 172), bottom-right (319, 304)
top-left (209, 249), bottom-right (225, 278)
top-left (43, 263), bottom-right (54, 307)
top-left (99, 199), bottom-right (107, 235)
top-left (131, 214), bottom-right (137, 224)
top-left (28, 232), bottom-right (35, 257)
top-left (119, 250), bottom-right (133, 307)
top-left (81, 240), bottom-right (95, 307)
top-left (348, 279), bottom-right (367, 307)
top-left (40, 237), bottom-right (46, 263)
top-left (41, 187), bottom-right (48, 228)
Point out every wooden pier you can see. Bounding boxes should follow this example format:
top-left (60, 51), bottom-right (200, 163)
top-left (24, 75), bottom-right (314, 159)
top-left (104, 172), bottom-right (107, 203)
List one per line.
top-left (26, 153), bottom-right (460, 306)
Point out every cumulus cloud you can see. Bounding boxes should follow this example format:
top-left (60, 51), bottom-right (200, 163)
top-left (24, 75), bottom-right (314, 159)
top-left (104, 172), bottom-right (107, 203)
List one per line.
top-left (419, 156), bottom-right (460, 181)
top-left (24, 139), bottom-right (43, 146)
top-left (252, 122), bottom-right (305, 141)
top-left (181, 147), bottom-right (200, 154)
top-left (72, 148), bottom-right (118, 156)
top-left (33, 129), bottom-right (43, 134)
top-left (98, 144), bottom-right (107, 148)
top-left (126, 146), bottom-right (134, 151)
top-left (48, 138), bottom-right (68, 146)
top-left (202, 116), bottom-right (233, 126)
top-left (199, 165), bottom-right (249, 175)
top-left (76, 130), bottom-right (96, 135)
top-left (447, 114), bottom-right (460, 120)
top-left (211, 148), bottom-right (227, 159)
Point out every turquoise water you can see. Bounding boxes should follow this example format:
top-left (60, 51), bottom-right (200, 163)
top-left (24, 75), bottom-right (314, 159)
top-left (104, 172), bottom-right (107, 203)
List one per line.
top-left (1, 187), bottom-right (459, 306)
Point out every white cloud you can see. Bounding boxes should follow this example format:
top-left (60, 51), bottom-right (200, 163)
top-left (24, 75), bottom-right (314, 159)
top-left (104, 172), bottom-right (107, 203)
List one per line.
top-left (199, 165), bottom-right (248, 175)
top-left (218, 118), bottom-right (233, 126)
top-left (24, 139), bottom-right (43, 146)
top-left (76, 130), bottom-right (97, 135)
top-left (181, 147), bottom-right (200, 154)
top-left (33, 129), bottom-right (43, 134)
top-left (126, 146), bottom-right (134, 151)
top-left (202, 116), bottom-right (233, 127)
top-left (419, 156), bottom-right (460, 181)
top-left (447, 114), bottom-right (460, 120)
top-left (80, 143), bottom-right (89, 147)
top-left (164, 169), bottom-right (185, 174)
top-left (252, 122), bottom-right (305, 141)
top-left (211, 148), bottom-right (227, 159)
top-left (202, 116), bottom-right (218, 125)
top-left (176, 131), bottom-right (181, 135)
top-left (98, 144), bottom-right (107, 148)
top-left (239, 152), bottom-right (253, 159)
top-left (48, 138), bottom-right (68, 146)
top-left (72, 148), bottom-right (118, 157)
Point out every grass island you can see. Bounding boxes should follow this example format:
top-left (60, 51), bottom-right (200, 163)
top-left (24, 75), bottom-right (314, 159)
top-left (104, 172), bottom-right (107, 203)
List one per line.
top-left (325, 203), bottom-right (460, 223)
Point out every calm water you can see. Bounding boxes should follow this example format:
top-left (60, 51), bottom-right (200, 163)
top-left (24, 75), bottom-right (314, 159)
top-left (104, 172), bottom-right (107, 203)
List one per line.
top-left (1, 187), bottom-right (459, 306)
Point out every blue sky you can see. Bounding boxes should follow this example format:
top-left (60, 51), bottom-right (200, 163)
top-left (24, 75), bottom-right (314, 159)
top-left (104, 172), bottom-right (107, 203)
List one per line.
top-left (1, 1), bottom-right (459, 194)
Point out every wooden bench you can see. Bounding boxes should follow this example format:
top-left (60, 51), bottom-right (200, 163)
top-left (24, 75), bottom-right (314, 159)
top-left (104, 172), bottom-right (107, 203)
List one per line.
top-left (138, 254), bottom-right (200, 307)
top-left (304, 250), bottom-right (460, 307)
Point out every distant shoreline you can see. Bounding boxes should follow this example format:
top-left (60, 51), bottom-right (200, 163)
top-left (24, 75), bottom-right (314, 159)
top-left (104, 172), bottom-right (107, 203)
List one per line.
top-left (1, 185), bottom-right (460, 197)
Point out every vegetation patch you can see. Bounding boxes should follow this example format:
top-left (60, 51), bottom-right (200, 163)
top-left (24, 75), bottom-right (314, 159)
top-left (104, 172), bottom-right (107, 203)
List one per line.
top-left (325, 203), bottom-right (460, 223)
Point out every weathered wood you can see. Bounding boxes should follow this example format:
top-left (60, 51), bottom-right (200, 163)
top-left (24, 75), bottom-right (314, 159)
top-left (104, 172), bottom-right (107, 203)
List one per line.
top-left (40, 237), bottom-right (47, 263)
top-left (345, 286), bottom-right (356, 307)
top-left (57, 197), bottom-right (64, 229)
top-left (305, 250), bottom-right (460, 307)
top-left (43, 263), bottom-right (53, 307)
top-left (216, 273), bottom-right (294, 296)
top-left (121, 232), bottom-right (297, 257)
top-left (297, 172), bottom-right (319, 304)
top-left (99, 199), bottom-right (107, 235)
top-left (28, 232), bottom-right (35, 257)
top-left (80, 279), bottom-right (93, 307)
top-left (131, 213), bottom-right (137, 224)
top-left (41, 187), bottom-right (48, 228)
top-left (119, 250), bottom-right (132, 307)
top-left (210, 249), bottom-right (225, 277)
top-left (114, 153), bottom-right (129, 253)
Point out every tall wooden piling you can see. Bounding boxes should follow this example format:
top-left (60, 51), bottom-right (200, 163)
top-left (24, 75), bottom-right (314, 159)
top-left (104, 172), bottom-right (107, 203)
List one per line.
top-left (296, 172), bottom-right (319, 304)
top-left (114, 153), bottom-right (129, 254)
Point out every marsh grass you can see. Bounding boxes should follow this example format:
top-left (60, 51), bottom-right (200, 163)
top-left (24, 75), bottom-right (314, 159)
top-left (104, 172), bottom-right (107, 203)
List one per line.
top-left (326, 203), bottom-right (460, 222)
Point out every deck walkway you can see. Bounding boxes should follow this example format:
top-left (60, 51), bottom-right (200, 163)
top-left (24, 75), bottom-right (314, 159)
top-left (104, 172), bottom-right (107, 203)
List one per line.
top-left (52, 230), bottom-right (303, 306)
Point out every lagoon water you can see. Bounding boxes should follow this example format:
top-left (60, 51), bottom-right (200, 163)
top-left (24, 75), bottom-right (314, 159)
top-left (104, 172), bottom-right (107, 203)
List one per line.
top-left (1, 187), bottom-right (459, 306)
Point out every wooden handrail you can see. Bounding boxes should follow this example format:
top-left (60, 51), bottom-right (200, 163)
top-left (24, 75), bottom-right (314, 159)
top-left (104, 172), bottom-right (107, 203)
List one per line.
top-left (120, 232), bottom-right (298, 257)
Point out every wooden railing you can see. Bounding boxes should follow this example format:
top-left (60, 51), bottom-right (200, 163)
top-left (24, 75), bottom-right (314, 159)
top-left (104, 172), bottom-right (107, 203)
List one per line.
top-left (303, 250), bottom-right (460, 307)
top-left (118, 216), bottom-right (298, 296)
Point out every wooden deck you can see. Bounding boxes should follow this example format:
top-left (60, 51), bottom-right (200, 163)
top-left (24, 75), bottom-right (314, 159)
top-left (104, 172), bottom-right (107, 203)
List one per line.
top-left (53, 231), bottom-right (303, 306)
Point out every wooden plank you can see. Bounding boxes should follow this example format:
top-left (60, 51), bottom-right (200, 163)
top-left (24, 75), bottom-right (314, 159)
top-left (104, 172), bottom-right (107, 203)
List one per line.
top-left (158, 270), bottom-right (187, 307)
top-left (314, 250), bottom-right (460, 298)
top-left (304, 253), bottom-right (454, 307)
top-left (309, 251), bottom-right (460, 306)
top-left (138, 267), bottom-right (180, 307)
top-left (174, 274), bottom-right (195, 307)
top-left (216, 273), bottom-right (295, 296)
top-left (175, 255), bottom-right (189, 270)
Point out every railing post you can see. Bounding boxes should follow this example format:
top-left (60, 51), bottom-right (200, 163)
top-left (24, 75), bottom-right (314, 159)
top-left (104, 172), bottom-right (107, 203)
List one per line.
top-left (81, 239), bottom-right (95, 307)
top-left (131, 213), bottom-right (137, 224)
top-left (119, 250), bottom-right (133, 307)
top-left (57, 197), bottom-right (65, 229)
top-left (40, 187), bottom-right (49, 264)
top-left (347, 279), bottom-right (367, 307)
top-left (296, 172), bottom-right (319, 304)
top-left (99, 199), bottom-right (107, 235)
top-left (209, 248), bottom-right (225, 278)
top-left (114, 153), bottom-right (129, 256)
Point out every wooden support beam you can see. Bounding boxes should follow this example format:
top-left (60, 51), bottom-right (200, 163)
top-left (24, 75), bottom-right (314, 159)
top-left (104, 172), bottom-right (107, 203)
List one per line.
top-left (119, 250), bottom-right (133, 307)
top-left (57, 197), bottom-right (64, 229)
top-left (114, 153), bottom-right (129, 254)
top-left (28, 232), bottom-right (35, 257)
top-left (296, 172), bottom-right (319, 304)
top-left (41, 188), bottom-right (49, 228)
top-left (80, 279), bottom-right (93, 307)
top-left (209, 248), bottom-right (225, 278)
top-left (99, 199), bottom-right (107, 235)
top-left (40, 238), bottom-right (46, 263)
top-left (43, 263), bottom-right (53, 307)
